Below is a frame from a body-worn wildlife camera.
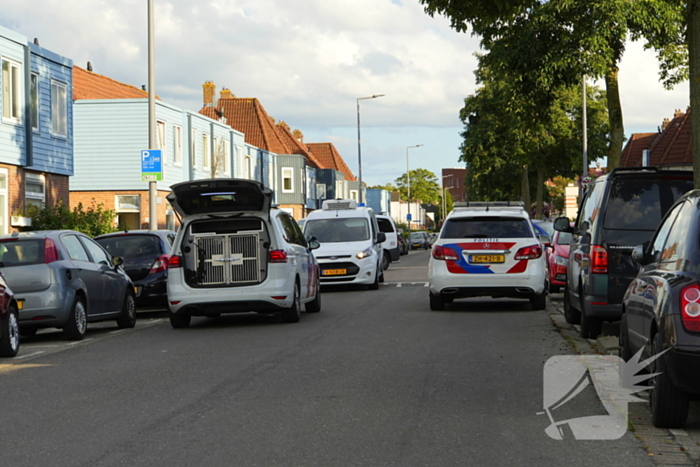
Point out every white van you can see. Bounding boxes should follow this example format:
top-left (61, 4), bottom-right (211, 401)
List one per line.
top-left (376, 214), bottom-right (400, 270)
top-left (303, 199), bottom-right (386, 289)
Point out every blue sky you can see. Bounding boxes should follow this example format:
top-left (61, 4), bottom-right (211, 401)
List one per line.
top-left (0, 0), bottom-right (689, 186)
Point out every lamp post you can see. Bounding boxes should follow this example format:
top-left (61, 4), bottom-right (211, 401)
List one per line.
top-left (147, 0), bottom-right (157, 230)
top-left (356, 94), bottom-right (385, 204)
top-left (406, 144), bottom-right (424, 231)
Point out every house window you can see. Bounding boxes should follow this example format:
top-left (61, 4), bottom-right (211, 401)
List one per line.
top-left (2, 58), bottom-right (21, 122)
top-left (156, 121), bottom-right (167, 163)
top-left (282, 168), bottom-right (294, 193)
top-left (316, 183), bottom-right (327, 200)
top-left (115, 195), bottom-right (141, 231)
top-left (245, 156), bottom-right (252, 179)
top-left (51, 80), bottom-right (67, 137)
top-left (350, 190), bottom-right (358, 201)
top-left (173, 125), bottom-right (182, 165)
top-left (30, 73), bottom-right (38, 131)
top-left (202, 133), bottom-right (210, 169)
top-left (212, 137), bottom-right (220, 175)
top-left (25, 173), bottom-right (45, 210)
top-left (191, 128), bottom-right (197, 167)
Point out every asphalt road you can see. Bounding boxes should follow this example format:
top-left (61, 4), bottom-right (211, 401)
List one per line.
top-left (1, 249), bottom-right (653, 466)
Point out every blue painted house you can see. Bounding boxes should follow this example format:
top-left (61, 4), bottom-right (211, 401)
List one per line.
top-left (0, 26), bottom-right (73, 233)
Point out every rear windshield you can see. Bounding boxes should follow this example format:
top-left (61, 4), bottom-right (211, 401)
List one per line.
top-left (409, 233), bottom-right (425, 240)
top-left (557, 232), bottom-right (572, 245)
top-left (0, 239), bottom-right (45, 266)
top-left (603, 178), bottom-right (693, 230)
top-left (377, 218), bottom-right (395, 234)
top-left (305, 218), bottom-right (370, 243)
top-left (441, 217), bottom-right (534, 239)
top-left (96, 235), bottom-right (163, 258)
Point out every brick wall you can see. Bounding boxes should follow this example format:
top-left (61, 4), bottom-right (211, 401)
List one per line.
top-left (70, 189), bottom-right (176, 230)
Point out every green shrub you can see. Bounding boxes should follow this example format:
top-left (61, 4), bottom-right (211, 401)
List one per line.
top-left (29, 200), bottom-right (117, 237)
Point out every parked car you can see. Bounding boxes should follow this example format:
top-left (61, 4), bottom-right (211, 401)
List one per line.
top-left (166, 179), bottom-right (321, 328)
top-left (553, 167), bottom-right (693, 339)
top-left (408, 231), bottom-right (430, 250)
top-left (95, 230), bottom-right (176, 309)
top-left (0, 231), bottom-right (136, 340)
top-left (376, 214), bottom-right (400, 270)
top-left (0, 271), bottom-right (19, 357)
top-left (428, 201), bottom-right (548, 311)
top-left (397, 234), bottom-right (409, 256)
top-left (546, 229), bottom-right (572, 293)
top-left (532, 219), bottom-right (554, 247)
top-left (620, 189), bottom-right (700, 428)
top-left (304, 199), bottom-right (385, 290)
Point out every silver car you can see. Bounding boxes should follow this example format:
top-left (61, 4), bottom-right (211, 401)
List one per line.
top-left (0, 231), bottom-right (136, 340)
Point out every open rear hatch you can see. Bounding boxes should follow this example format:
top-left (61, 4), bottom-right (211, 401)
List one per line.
top-left (168, 178), bottom-right (272, 218)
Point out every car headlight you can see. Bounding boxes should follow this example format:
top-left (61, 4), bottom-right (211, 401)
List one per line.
top-left (356, 248), bottom-right (373, 259)
top-left (554, 256), bottom-right (569, 266)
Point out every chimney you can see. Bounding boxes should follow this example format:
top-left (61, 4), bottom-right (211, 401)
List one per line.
top-left (33, 38), bottom-right (40, 46)
top-left (661, 118), bottom-right (671, 131)
top-left (202, 81), bottom-right (216, 107)
top-left (142, 85), bottom-right (146, 91)
top-left (293, 129), bottom-right (304, 143)
top-left (87, 61), bottom-right (93, 72)
top-left (219, 88), bottom-right (233, 99)
top-left (674, 108), bottom-right (684, 119)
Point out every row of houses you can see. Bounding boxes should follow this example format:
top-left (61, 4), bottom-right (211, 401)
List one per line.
top-left (1, 25), bottom-right (395, 234)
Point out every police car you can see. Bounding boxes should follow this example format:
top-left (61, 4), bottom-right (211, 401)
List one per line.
top-left (428, 202), bottom-right (549, 310)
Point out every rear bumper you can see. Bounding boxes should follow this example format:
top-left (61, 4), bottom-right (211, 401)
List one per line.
top-left (387, 247), bottom-right (400, 262)
top-left (16, 285), bottom-right (73, 328)
top-left (433, 286), bottom-right (542, 300)
top-left (582, 297), bottom-right (622, 321)
top-left (133, 273), bottom-right (168, 308)
top-left (317, 258), bottom-right (377, 285)
top-left (665, 346), bottom-right (700, 395)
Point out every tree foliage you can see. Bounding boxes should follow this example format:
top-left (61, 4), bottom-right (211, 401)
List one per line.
top-left (29, 201), bottom-right (117, 237)
top-left (394, 168), bottom-right (441, 205)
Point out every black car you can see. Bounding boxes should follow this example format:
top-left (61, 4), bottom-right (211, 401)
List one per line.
top-left (0, 271), bottom-right (19, 357)
top-left (620, 189), bottom-right (700, 428)
top-left (95, 230), bottom-right (176, 309)
top-left (553, 167), bottom-right (693, 338)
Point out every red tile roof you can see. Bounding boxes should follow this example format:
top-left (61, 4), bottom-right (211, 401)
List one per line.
top-left (620, 109), bottom-right (692, 168)
top-left (619, 132), bottom-right (658, 167)
top-left (275, 121), bottom-right (322, 169)
top-left (73, 65), bottom-right (152, 100)
top-left (307, 142), bottom-right (357, 181)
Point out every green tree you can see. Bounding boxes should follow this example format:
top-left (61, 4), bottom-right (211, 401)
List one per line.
top-left (394, 168), bottom-right (441, 205)
top-left (368, 183), bottom-right (398, 192)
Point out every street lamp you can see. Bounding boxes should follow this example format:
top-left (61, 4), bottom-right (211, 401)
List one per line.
top-left (406, 144), bottom-right (424, 231)
top-left (357, 94), bottom-right (385, 204)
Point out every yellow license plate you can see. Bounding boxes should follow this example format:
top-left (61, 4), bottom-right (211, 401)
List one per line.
top-left (17, 299), bottom-right (24, 310)
top-left (323, 269), bottom-right (347, 276)
top-left (134, 286), bottom-right (142, 296)
top-left (469, 255), bottom-right (505, 263)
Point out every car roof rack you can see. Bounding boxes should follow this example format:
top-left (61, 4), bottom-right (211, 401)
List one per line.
top-left (452, 201), bottom-right (525, 212)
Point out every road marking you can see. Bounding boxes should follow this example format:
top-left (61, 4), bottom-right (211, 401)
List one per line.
top-left (15, 351), bottom-right (45, 359)
top-left (67, 338), bottom-right (93, 346)
top-left (0, 363), bottom-right (53, 374)
top-left (23, 345), bottom-right (59, 348)
top-left (109, 329), bottom-right (127, 335)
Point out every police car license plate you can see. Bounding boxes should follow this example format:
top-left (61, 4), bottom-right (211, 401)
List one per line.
top-left (323, 269), bottom-right (347, 276)
top-left (469, 254), bottom-right (505, 263)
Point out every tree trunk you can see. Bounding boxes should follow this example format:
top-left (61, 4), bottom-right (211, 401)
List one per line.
top-left (604, 66), bottom-right (624, 170)
top-left (689, 0), bottom-right (700, 189)
top-left (535, 168), bottom-right (544, 219)
top-left (521, 165), bottom-right (530, 211)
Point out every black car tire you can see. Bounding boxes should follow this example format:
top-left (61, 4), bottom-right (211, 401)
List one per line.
top-left (0, 305), bottom-right (20, 358)
top-left (619, 312), bottom-right (633, 361)
top-left (369, 266), bottom-right (380, 290)
top-left (63, 296), bottom-right (87, 341)
top-left (305, 278), bottom-right (321, 313)
top-left (650, 333), bottom-right (689, 428)
top-left (169, 310), bottom-right (191, 329)
top-left (548, 284), bottom-right (560, 294)
top-left (383, 251), bottom-right (391, 271)
top-left (281, 282), bottom-right (301, 323)
top-left (429, 293), bottom-right (445, 311)
top-left (116, 291), bottom-right (137, 329)
top-left (530, 291), bottom-right (547, 310)
top-left (563, 288), bottom-right (581, 324)
top-left (579, 300), bottom-right (602, 339)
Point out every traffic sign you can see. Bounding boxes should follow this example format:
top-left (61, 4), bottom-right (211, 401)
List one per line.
top-left (141, 150), bottom-right (163, 182)
top-left (406, 214), bottom-right (412, 221)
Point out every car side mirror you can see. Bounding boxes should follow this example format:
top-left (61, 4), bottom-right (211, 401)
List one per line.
top-left (307, 236), bottom-right (321, 251)
top-left (553, 217), bottom-right (574, 233)
top-left (377, 232), bottom-right (386, 243)
top-left (631, 245), bottom-right (648, 265)
top-left (112, 256), bottom-right (124, 267)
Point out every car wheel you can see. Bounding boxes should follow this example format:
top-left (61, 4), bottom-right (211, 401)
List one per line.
top-left (282, 282), bottom-right (301, 323)
top-left (368, 266), bottom-right (380, 290)
top-left (63, 296), bottom-right (87, 341)
top-left (650, 333), bottom-right (689, 428)
top-left (548, 283), bottom-right (560, 294)
top-left (619, 312), bottom-right (633, 361)
top-left (0, 306), bottom-right (20, 358)
top-left (116, 290), bottom-right (137, 329)
top-left (530, 291), bottom-right (547, 310)
top-left (563, 288), bottom-right (581, 324)
top-left (579, 296), bottom-right (602, 339)
top-left (20, 327), bottom-right (37, 337)
top-left (429, 293), bottom-right (445, 311)
top-left (382, 252), bottom-right (391, 271)
top-left (169, 310), bottom-right (191, 329)
top-left (305, 277), bottom-right (321, 313)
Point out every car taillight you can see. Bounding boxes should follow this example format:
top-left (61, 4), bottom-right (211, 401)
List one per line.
top-left (168, 255), bottom-right (182, 268)
top-left (44, 239), bottom-right (59, 264)
top-left (515, 244), bottom-right (542, 260)
top-left (591, 245), bottom-right (608, 274)
top-left (681, 284), bottom-right (700, 332)
top-left (149, 254), bottom-right (170, 274)
top-left (432, 245), bottom-right (459, 261)
top-left (269, 250), bottom-right (288, 263)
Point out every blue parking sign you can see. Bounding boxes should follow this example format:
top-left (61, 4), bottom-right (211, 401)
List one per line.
top-left (141, 150), bottom-right (163, 181)
top-left (406, 213), bottom-right (412, 221)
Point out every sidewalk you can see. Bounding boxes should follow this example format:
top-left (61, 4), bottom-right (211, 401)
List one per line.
top-left (546, 293), bottom-right (700, 466)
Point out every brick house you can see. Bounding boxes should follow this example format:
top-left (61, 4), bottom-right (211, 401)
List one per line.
top-left (620, 108), bottom-right (692, 170)
top-left (441, 167), bottom-right (468, 202)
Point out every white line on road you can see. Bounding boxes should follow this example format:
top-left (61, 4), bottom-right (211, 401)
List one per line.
top-left (67, 338), bottom-right (93, 346)
top-left (16, 351), bottom-right (45, 359)
top-left (23, 345), bottom-right (59, 348)
top-left (109, 329), bottom-right (127, 335)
